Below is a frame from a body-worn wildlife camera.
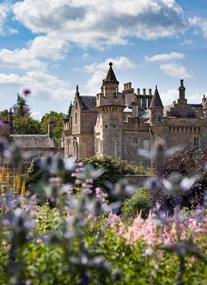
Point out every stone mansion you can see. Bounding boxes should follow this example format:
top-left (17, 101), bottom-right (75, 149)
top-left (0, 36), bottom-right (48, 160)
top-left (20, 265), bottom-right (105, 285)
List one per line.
top-left (63, 62), bottom-right (207, 165)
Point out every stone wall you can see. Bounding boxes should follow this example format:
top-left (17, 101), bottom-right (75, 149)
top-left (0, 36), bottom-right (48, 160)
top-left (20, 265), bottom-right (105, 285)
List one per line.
top-left (122, 175), bottom-right (153, 188)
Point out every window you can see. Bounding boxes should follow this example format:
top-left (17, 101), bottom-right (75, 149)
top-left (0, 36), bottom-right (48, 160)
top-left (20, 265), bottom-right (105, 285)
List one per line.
top-left (75, 113), bottom-right (77, 124)
top-left (143, 140), bottom-right (150, 151)
top-left (194, 137), bottom-right (200, 149)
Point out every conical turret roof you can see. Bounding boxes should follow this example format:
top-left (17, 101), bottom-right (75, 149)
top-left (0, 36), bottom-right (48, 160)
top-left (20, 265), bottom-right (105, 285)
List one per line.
top-left (105, 62), bottom-right (119, 83)
top-left (149, 85), bottom-right (164, 109)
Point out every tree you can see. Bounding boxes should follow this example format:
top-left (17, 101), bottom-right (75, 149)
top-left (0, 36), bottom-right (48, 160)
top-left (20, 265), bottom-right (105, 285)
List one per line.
top-left (13, 93), bottom-right (30, 118)
top-left (0, 109), bottom-right (9, 119)
top-left (67, 101), bottom-right (73, 117)
top-left (14, 117), bottom-right (41, 134)
top-left (12, 93), bottom-right (41, 134)
top-left (40, 111), bottom-right (66, 145)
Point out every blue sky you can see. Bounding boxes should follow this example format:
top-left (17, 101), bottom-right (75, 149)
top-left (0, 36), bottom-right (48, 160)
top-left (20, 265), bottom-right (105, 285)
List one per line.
top-left (0, 0), bottom-right (207, 119)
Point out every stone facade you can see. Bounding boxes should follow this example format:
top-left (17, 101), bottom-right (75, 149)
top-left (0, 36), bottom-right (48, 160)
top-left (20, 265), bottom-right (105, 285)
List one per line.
top-left (62, 62), bottom-right (207, 165)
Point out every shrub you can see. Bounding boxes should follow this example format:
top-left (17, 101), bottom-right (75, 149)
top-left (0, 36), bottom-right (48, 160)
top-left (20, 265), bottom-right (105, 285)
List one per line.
top-left (120, 187), bottom-right (153, 222)
top-left (83, 156), bottom-right (152, 202)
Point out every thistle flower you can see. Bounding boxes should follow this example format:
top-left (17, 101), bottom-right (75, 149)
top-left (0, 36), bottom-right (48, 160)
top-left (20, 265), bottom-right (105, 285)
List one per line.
top-left (23, 88), bottom-right (31, 96)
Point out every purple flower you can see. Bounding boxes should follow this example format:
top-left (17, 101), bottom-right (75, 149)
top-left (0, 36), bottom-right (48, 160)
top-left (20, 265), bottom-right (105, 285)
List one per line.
top-left (12, 104), bottom-right (18, 111)
top-left (23, 88), bottom-right (31, 96)
top-left (23, 105), bottom-right (30, 114)
top-left (0, 120), bottom-right (5, 128)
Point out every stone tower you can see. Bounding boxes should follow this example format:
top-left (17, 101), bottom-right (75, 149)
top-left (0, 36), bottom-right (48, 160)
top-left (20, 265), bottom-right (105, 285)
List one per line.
top-left (95, 62), bottom-right (125, 158)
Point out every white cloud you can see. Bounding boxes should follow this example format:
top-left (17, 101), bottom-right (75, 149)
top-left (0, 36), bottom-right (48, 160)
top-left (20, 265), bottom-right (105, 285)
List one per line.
top-left (84, 57), bottom-right (135, 73)
top-left (0, 33), bottom-right (70, 70)
top-left (85, 70), bottom-right (105, 94)
top-left (188, 93), bottom-right (203, 104)
top-left (30, 110), bottom-right (42, 120)
top-left (0, 0), bottom-right (188, 71)
top-left (0, 71), bottom-right (72, 101)
top-left (0, 2), bottom-right (12, 35)
top-left (29, 35), bottom-right (69, 60)
top-left (161, 88), bottom-right (178, 106)
top-left (0, 48), bottom-right (46, 70)
top-left (145, 52), bottom-right (185, 62)
top-left (160, 63), bottom-right (192, 78)
top-left (189, 17), bottom-right (207, 38)
top-left (180, 39), bottom-right (193, 46)
top-left (13, 0), bottom-right (188, 46)
top-left (84, 57), bottom-right (135, 93)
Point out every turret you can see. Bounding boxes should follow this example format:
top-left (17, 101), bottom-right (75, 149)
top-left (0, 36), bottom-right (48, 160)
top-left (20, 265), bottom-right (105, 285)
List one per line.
top-left (95, 63), bottom-right (125, 159)
top-left (149, 85), bottom-right (164, 125)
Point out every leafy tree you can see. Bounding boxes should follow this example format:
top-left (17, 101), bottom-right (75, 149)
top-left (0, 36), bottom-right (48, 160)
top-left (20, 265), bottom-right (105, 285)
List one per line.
top-left (0, 109), bottom-right (9, 119)
top-left (10, 93), bottom-right (41, 134)
top-left (40, 111), bottom-right (66, 145)
top-left (13, 93), bottom-right (30, 118)
top-left (14, 117), bottom-right (41, 134)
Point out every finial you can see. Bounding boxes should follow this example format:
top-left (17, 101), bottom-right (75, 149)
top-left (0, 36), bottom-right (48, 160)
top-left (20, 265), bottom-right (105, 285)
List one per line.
top-left (180, 79), bottom-right (184, 87)
top-left (76, 85), bottom-right (79, 95)
top-left (155, 85), bottom-right (157, 89)
top-left (109, 62), bottom-right (113, 67)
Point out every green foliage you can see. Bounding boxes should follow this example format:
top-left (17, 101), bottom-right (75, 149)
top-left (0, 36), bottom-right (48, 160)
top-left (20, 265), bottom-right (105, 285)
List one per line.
top-left (13, 93), bottom-right (30, 118)
top-left (40, 111), bottom-right (66, 144)
top-left (83, 156), bottom-right (152, 202)
top-left (120, 188), bottom-right (153, 222)
top-left (14, 116), bottom-right (41, 134)
top-left (1, 141), bottom-right (207, 284)
top-left (84, 155), bottom-right (152, 176)
top-left (0, 109), bottom-right (9, 119)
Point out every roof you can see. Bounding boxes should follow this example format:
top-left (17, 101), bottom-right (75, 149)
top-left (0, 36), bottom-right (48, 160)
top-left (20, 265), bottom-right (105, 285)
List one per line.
top-left (79, 96), bottom-right (97, 112)
top-left (105, 62), bottom-right (118, 83)
top-left (190, 103), bottom-right (203, 109)
top-left (10, 134), bottom-right (55, 148)
top-left (149, 86), bottom-right (164, 109)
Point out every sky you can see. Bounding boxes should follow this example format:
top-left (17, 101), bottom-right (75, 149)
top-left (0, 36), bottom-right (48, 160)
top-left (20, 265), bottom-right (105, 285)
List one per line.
top-left (0, 0), bottom-right (207, 120)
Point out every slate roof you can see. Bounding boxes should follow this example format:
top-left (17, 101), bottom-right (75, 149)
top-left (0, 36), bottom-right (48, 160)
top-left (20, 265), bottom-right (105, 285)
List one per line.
top-left (10, 134), bottom-right (55, 148)
top-left (105, 62), bottom-right (119, 83)
top-left (79, 96), bottom-right (97, 112)
top-left (149, 86), bottom-right (164, 109)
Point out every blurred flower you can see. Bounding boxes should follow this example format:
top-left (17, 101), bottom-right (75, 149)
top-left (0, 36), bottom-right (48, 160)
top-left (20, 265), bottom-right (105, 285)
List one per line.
top-left (12, 104), bottom-right (17, 111)
top-left (0, 120), bottom-right (5, 128)
top-left (23, 88), bottom-right (31, 96)
top-left (23, 105), bottom-right (30, 114)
